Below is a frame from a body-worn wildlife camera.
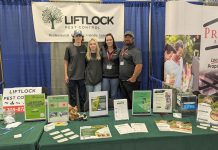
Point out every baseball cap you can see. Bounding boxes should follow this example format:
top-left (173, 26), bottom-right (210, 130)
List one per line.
top-left (124, 31), bottom-right (134, 38)
top-left (72, 30), bottom-right (83, 36)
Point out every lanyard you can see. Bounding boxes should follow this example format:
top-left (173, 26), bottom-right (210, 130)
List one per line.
top-left (107, 50), bottom-right (114, 61)
top-left (121, 48), bottom-right (128, 57)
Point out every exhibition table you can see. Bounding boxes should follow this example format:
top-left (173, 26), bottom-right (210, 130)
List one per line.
top-left (39, 111), bottom-right (218, 150)
top-left (0, 113), bottom-right (45, 150)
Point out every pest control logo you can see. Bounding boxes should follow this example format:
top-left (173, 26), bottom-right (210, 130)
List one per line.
top-left (42, 6), bottom-right (63, 29)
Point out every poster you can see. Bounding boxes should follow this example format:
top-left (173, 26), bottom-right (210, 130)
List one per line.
top-left (114, 99), bottom-right (129, 121)
top-left (197, 94), bottom-right (218, 125)
top-left (80, 125), bottom-right (112, 140)
top-left (153, 89), bottom-right (173, 113)
top-left (89, 91), bottom-right (108, 117)
top-left (165, 1), bottom-right (201, 92)
top-left (199, 6), bottom-right (218, 95)
top-left (132, 90), bottom-right (151, 115)
top-left (2, 87), bottom-right (42, 113)
top-left (24, 94), bottom-right (46, 121)
top-left (47, 95), bottom-right (69, 123)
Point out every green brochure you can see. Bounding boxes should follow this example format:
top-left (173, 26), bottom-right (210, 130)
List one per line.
top-left (132, 90), bottom-right (151, 115)
top-left (0, 94), bottom-right (3, 120)
top-left (24, 94), bottom-right (46, 121)
top-left (47, 95), bottom-right (69, 123)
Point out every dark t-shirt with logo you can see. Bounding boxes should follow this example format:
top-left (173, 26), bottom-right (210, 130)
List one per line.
top-left (119, 44), bottom-right (142, 81)
top-left (64, 44), bottom-right (87, 80)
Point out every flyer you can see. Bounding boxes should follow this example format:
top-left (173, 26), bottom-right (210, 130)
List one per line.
top-left (47, 95), bottom-right (69, 123)
top-left (89, 91), bottom-right (108, 117)
top-left (153, 89), bottom-right (173, 113)
top-left (80, 125), bottom-right (112, 140)
top-left (155, 120), bottom-right (192, 134)
top-left (132, 90), bottom-right (151, 115)
top-left (24, 94), bottom-right (46, 121)
top-left (197, 94), bottom-right (218, 126)
top-left (114, 99), bottom-right (129, 121)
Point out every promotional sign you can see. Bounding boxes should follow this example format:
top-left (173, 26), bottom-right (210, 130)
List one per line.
top-left (89, 91), bottom-right (108, 117)
top-left (2, 87), bottom-right (42, 113)
top-left (153, 89), bottom-right (173, 113)
top-left (132, 90), bottom-right (151, 115)
top-left (32, 2), bottom-right (124, 42)
top-left (164, 1), bottom-right (201, 92)
top-left (47, 95), bottom-right (69, 123)
top-left (199, 6), bottom-right (218, 95)
top-left (24, 94), bottom-right (46, 121)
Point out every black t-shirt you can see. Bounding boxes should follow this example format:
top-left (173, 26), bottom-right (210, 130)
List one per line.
top-left (64, 44), bottom-right (87, 80)
top-left (119, 44), bottom-right (142, 81)
top-left (85, 53), bottom-right (102, 85)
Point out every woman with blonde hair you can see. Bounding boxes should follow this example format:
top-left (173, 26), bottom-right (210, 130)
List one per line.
top-left (84, 38), bottom-right (102, 111)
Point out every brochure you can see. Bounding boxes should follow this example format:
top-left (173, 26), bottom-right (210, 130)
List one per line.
top-left (130, 123), bottom-right (148, 133)
top-left (24, 94), bottom-right (46, 121)
top-left (47, 95), bottom-right (69, 123)
top-left (114, 123), bottom-right (134, 134)
top-left (89, 91), bottom-right (108, 117)
top-left (153, 89), bottom-right (173, 113)
top-left (155, 120), bottom-right (192, 134)
top-left (80, 125), bottom-right (112, 140)
top-left (132, 90), bottom-right (151, 115)
top-left (197, 94), bottom-right (218, 126)
top-left (114, 99), bottom-right (129, 121)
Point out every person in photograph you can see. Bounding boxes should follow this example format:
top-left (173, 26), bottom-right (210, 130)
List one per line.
top-left (84, 38), bottom-right (102, 111)
top-left (164, 43), bottom-right (176, 62)
top-left (102, 33), bottom-right (120, 103)
top-left (64, 30), bottom-right (86, 112)
top-left (119, 31), bottom-right (143, 109)
top-left (164, 40), bottom-right (184, 89)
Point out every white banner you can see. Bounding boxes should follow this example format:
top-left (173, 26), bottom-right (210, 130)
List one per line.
top-left (2, 87), bottom-right (42, 113)
top-left (199, 6), bottom-right (218, 95)
top-left (32, 2), bottom-right (124, 42)
top-left (164, 1), bottom-right (202, 92)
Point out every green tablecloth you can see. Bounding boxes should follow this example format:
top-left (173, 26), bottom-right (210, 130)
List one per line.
top-left (39, 111), bottom-right (218, 150)
top-left (0, 113), bottom-right (45, 150)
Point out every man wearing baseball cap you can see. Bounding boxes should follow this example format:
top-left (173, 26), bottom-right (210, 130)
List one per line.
top-left (64, 30), bottom-right (86, 112)
top-left (119, 31), bottom-right (143, 109)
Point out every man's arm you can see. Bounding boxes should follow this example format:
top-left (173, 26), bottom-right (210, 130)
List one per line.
top-left (64, 60), bottom-right (69, 84)
top-left (127, 64), bottom-right (143, 82)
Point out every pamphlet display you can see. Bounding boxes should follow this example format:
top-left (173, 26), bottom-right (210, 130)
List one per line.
top-left (114, 99), bottom-right (129, 121)
top-left (89, 91), bottom-right (108, 117)
top-left (132, 90), bottom-right (151, 115)
top-left (177, 92), bottom-right (197, 114)
top-left (0, 94), bottom-right (3, 120)
top-left (197, 94), bottom-right (218, 125)
top-left (80, 125), bottom-right (112, 140)
top-left (24, 94), bottom-right (46, 121)
top-left (47, 95), bottom-right (69, 123)
top-left (153, 89), bottom-right (173, 113)
top-left (155, 120), bottom-right (192, 134)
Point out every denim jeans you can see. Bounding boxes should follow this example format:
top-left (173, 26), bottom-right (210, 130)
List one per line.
top-left (68, 80), bottom-right (86, 112)
top-left (84, 82), bottom-right (101, 111)
top-left (102, 78), bottom-right (119, 100)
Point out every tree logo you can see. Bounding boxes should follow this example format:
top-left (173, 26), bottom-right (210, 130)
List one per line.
top-left (42, 6), bottom-right (63, 29)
